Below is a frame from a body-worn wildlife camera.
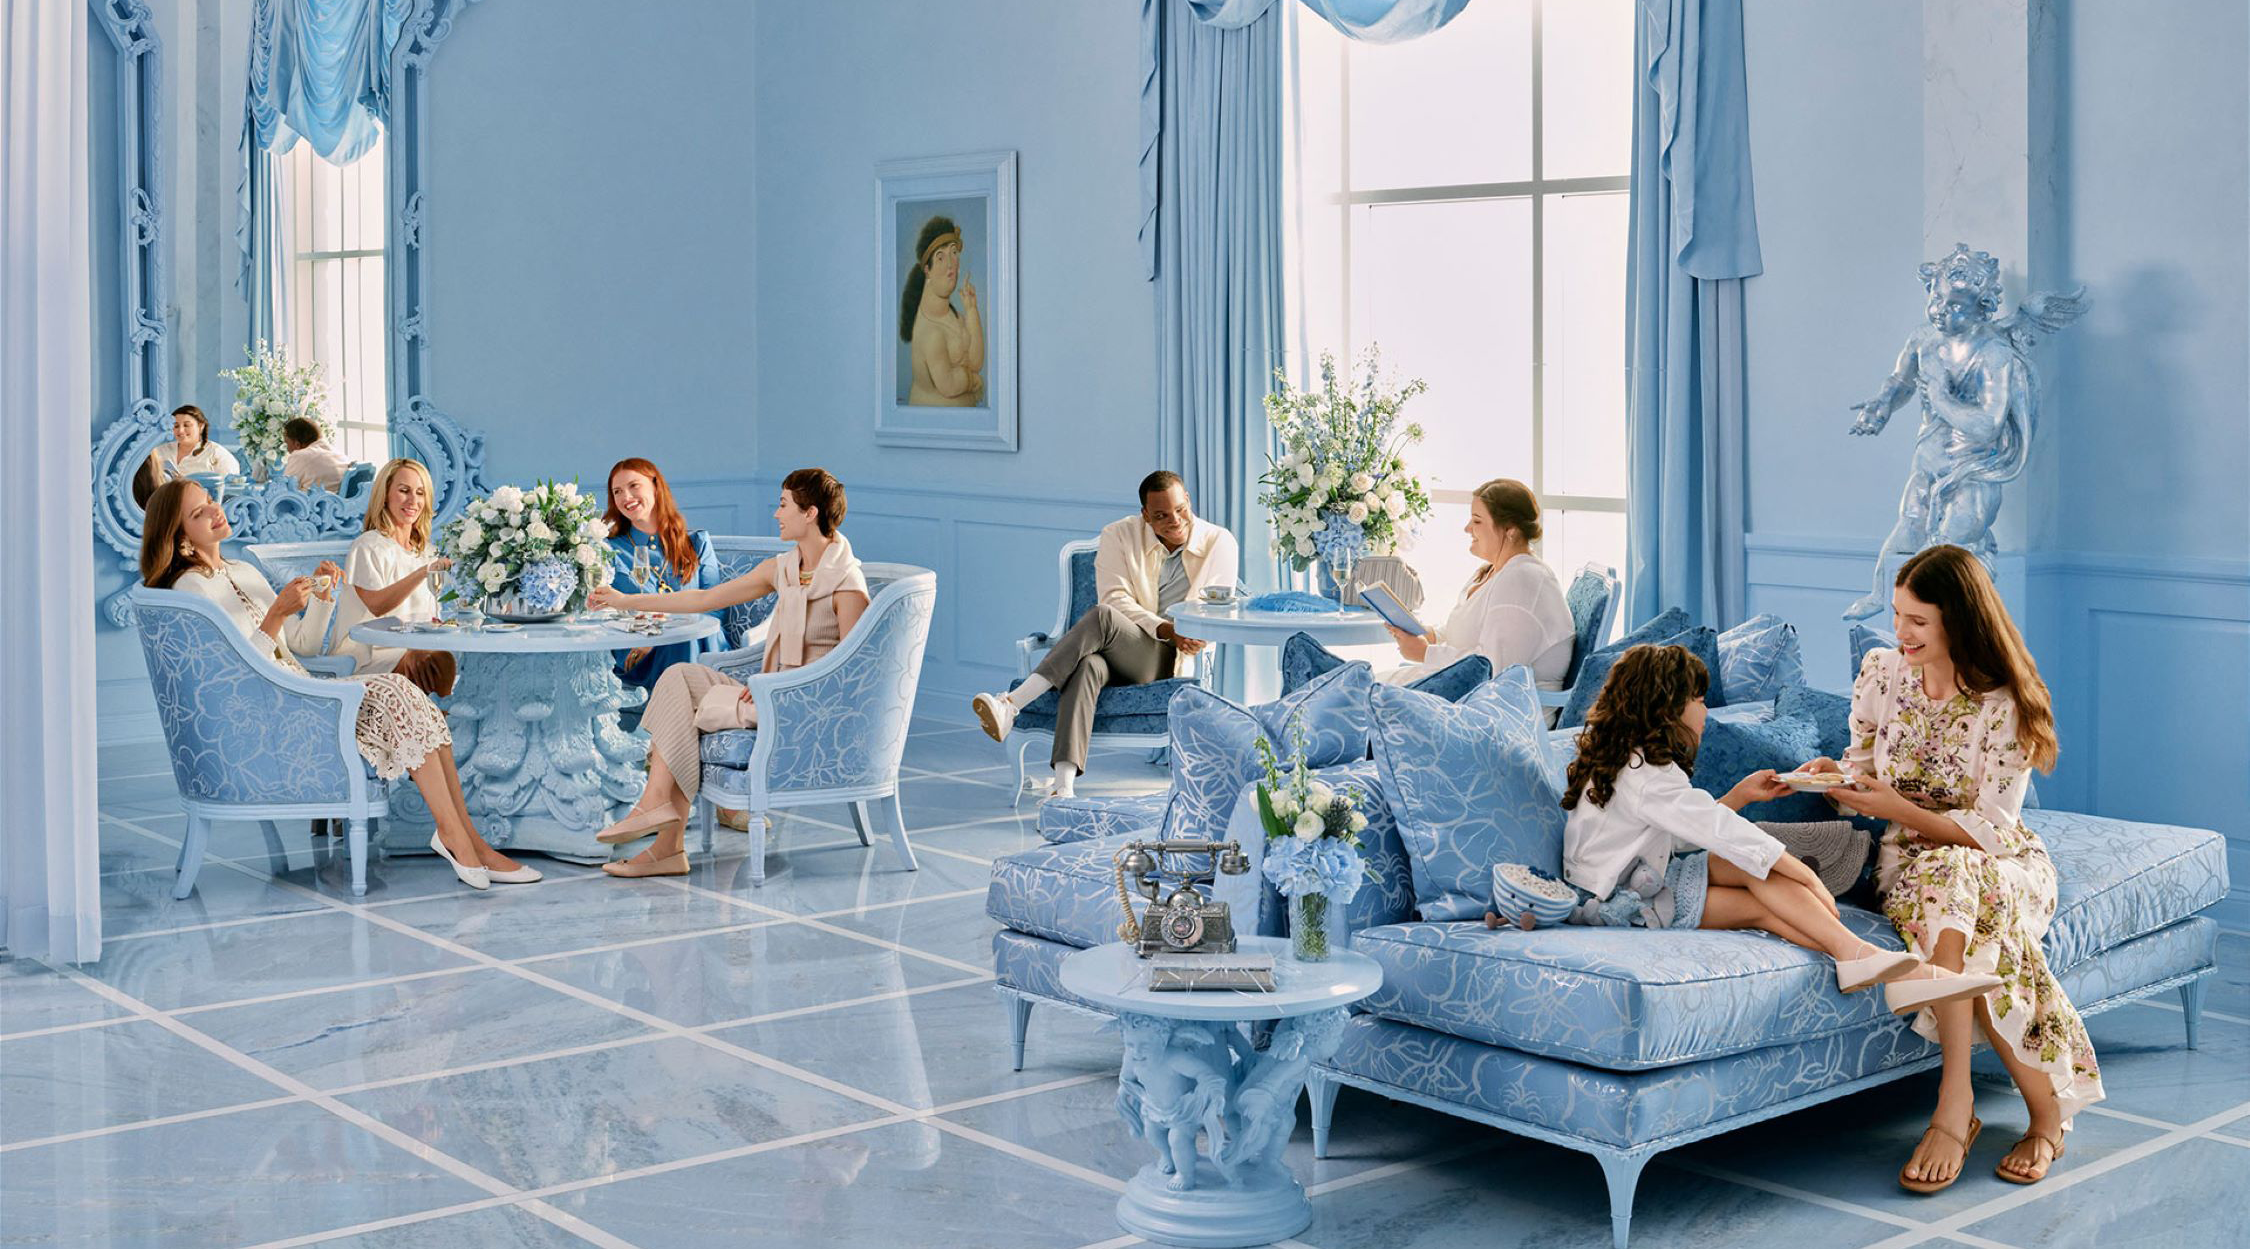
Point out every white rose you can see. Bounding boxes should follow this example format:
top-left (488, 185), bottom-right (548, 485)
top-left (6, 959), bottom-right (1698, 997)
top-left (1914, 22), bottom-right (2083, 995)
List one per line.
top-left (1293, 810), bottom-right (1324, 841)
top-left (526, 518), bottom-right (555, 541)
top-left (1384, 492), bottom-right (1407, 518)
top-left (1294, 462), bottom-right (1316, 487)
top-left (1346, 502), bottom-right (1369, 525)
top-left (458, 521), bottom-right (484, 549)
top-left (490, 485), bottom-right (524, 512)
top-left (557, 482), bottom-right (579, 498)
top-left (581, 517), bottom-right (608, 540)
top-left (1376, 482), bottom-right (1393, 501)
top-left (575, 543), bottom-right (601, 565)
top-left (1294, 535), bottom-right (1317, 557)
top-left (1306, 782), bottom-right (1334, 810)
top-left (262, 396), bottom-right (282, 415)
top-left (1350, 472), bottom-right (1373, 494)
top-left (1348, 810), bottom-right (1368, 833)
top-left (1270, 790), bottom-right (1297, 819)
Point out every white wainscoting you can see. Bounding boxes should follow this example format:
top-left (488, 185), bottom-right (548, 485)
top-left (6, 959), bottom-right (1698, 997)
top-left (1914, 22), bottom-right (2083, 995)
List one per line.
top-left (1747, 533), bottom-right (2250, 932)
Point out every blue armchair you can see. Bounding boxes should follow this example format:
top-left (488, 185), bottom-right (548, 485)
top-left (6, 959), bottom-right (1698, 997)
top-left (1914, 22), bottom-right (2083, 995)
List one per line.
top-left (694, 566), bottom-right (937, 884)
top-left (127, 586), bottom-right (389, 898)
top-left (244, 539), bottom-right (359, 677)
top-left (1006, 537), bottom-right (1205, 807)
top-left (700, 533), bottom-right (793, 672)
top-left (1541, 562), bottom-right (1621, 712)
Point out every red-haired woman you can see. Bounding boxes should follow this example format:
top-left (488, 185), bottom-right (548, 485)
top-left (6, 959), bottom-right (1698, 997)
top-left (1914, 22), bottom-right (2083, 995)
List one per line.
top-left (603, 458), bottom-right (721, 693)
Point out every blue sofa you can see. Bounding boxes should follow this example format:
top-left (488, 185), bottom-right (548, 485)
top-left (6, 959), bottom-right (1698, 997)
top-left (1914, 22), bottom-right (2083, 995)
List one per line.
top-left (985, 675), bottom-right (2228, 1249)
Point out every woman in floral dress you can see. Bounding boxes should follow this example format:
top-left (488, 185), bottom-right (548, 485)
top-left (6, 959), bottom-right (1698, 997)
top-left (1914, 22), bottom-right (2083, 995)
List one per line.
top-left (1807, 544), bottom-right (2101, 1193)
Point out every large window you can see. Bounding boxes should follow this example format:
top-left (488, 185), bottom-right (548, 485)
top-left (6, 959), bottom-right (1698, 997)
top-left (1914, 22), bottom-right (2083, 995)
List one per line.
top-left (1285, 0), bottom-right (1633, 600)
top-left (275, 137), bottom-right (389, 462)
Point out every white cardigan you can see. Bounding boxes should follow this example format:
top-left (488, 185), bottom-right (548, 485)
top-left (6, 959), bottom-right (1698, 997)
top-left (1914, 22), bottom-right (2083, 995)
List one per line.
top-left (1383, 554), bottom-right (1574, 688)
top-left (171, 559), bottom-right (334, 672)
top-left (1562, 756), bottom-right (1784, 899)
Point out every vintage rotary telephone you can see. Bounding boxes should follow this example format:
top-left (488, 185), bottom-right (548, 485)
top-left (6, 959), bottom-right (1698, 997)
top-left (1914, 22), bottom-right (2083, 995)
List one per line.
top-left (1113, 839), bottom-right (1252, 957)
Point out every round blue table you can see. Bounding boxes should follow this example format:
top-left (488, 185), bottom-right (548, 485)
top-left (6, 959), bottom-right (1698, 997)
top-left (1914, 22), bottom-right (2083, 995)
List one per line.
top-left (1060, 937), bottom-right (1383, 1248)
top-left (349, 613), bottom-right (719, 862)
top-left (1165, 599), bottom-right (1398, 693)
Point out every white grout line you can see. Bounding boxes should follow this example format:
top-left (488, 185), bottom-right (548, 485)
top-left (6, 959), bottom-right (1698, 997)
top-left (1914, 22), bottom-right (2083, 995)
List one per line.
top-left (1302, 1138), bottom-right (1499, 1197)
top-left (2205, 1133), bottom-right (2250, 1150)
top-left (0, 1091), bottom-right (308, 1155)
top-left (921, 1116), bottom-right (1129, 1194)
top-left (0, 1013), bottom-right (141, 1043)
top-left (2125, 996), bottom-right (2250, 1027)
top-left (2077, 1105), bottom-right (2187, 1132)
top-left (1858, 1098), bottom-right (2250, 1249)
top-left (1062, 1237), bottom-right (1145, 1249)
top-left (1663, 1158), bottom-right (1931, 1232)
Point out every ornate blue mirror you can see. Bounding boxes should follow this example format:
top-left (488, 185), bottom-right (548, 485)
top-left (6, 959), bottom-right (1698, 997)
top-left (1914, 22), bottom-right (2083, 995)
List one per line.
top-left (88, 0), bottom-right (489, 625)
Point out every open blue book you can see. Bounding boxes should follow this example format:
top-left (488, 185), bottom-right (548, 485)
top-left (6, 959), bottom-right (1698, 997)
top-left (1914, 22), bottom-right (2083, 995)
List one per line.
top-left (1357, 580), bottom-right (1427, 637)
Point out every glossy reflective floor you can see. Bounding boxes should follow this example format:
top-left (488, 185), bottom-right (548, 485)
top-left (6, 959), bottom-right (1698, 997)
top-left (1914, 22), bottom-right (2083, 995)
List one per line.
top-left (4, 723), bottom-right (2245, 1248)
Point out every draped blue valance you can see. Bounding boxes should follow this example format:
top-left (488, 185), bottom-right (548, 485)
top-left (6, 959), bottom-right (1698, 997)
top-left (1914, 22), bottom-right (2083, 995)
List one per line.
top-left (242, 0), bottom-right (410, 163)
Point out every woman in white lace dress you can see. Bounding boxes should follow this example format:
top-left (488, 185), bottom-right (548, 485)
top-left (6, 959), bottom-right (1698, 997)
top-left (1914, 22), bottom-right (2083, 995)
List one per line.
top-left (139, 481), bottom-right (535, 891)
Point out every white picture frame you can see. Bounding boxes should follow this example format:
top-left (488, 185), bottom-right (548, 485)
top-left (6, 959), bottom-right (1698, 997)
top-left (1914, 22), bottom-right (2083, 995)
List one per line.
top-left (875, 150), bottom-right (1019, 452)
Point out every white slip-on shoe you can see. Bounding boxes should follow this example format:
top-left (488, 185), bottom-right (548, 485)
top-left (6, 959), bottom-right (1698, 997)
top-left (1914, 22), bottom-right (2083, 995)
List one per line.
top-left (973, 693), bottom-right (1016, 743)
top-left (486, 864), bottom-right (543, 884)
top-left (1837, 947), bottom-right (1924, 993)
top-left (429, 831), bottom-right (491, 891)
top-left (1884, 968), bottom-right (2002, 1015)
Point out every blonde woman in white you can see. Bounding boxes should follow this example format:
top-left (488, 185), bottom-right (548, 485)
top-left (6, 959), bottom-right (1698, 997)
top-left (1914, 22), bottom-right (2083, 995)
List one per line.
top-left (1381, 478), bottom-right (1574, 689)
top-left (139, 480), bottom-right (535, 889)
top-left (329, 458), bottom-right (457, 695)
top-left (154, 405), bottom-right (242, 478)
top-left (586, 468), bottom-right (869, 878)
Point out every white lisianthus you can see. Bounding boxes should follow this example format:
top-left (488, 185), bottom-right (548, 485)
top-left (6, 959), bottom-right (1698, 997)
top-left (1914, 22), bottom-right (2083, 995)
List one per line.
top-left (1346, 501), bottom-right (1370, 525)
top-left (1270, 790), bottom-right (1297, 819)
top-left (490, 485), bottom-right (525, 512)
top-left (1293, 810), bottom-right (1324, 841)
top-left (1348, 810), bottom-right (1368, 833)
top-left (1350, 472), bottom-right (1374, 494)
top-left (1295, 535), bottom-right (1317, 557)
top-left (1295, 462), bottom-right (1317, 487)
top-left (1306, 782), bottom-right (1334, 810)
top-left (557, 482), bottom-right (579, 499)
top-left (487, 538), bottom-right (508, 558)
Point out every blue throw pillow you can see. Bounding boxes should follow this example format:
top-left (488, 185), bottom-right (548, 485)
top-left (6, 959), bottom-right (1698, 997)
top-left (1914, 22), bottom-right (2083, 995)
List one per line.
top-left (1161, 662), bottom-right (1373, 840)
top-left (1718, 614), bottom-right (1805, 705)
top-left (1612, 606), bottom-right (1692, 652)
top-left (1690, 715), bottom-right (1827, 823)
top-left (1280, 632), bottom-right (1492, 703)
top-left (1773, 683), bottom-right (1851, 760)
top-left (1848, 624), bottom-right (1895, 685)
top-left (1560, 625), bottom-right (1725, 729)
top-left (1371, 668), bottom-right (1564, 922)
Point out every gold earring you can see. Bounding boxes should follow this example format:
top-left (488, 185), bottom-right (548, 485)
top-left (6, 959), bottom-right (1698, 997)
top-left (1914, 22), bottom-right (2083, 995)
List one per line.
top-left (178, 541), bottom-right (193, 557)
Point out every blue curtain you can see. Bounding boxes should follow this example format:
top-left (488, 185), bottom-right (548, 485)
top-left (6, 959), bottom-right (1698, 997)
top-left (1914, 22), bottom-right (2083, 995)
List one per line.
top-left (1624, 0), bottom-right (1762, 630)
top-left (236, 0), bottom-right (409, 304)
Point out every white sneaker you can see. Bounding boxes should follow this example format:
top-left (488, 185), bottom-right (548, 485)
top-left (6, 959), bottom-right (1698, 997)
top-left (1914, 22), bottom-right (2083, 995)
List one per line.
top-left (1884, 967), bottom-right (2003, 1015)
top-left (973, 693), bottom-right (1016, 743)
top-left (1836, 946), bottom-right (1923, 993)
top-left (1045, 772), bottom-right (1076, 802)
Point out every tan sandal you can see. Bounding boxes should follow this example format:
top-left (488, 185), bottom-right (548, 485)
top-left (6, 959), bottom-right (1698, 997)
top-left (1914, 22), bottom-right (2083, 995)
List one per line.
top-left (1899, 1115), bottom-right (1981, 1194)
top-left (601, 851), bottom-right (689, 878)
top-left (1995, 1131), bottom-right (2064, 1184)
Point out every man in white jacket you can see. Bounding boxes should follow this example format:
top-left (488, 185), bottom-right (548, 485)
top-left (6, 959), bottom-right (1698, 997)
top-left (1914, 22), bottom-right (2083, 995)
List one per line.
top-left (973, 471), bottom-right (1238, 798)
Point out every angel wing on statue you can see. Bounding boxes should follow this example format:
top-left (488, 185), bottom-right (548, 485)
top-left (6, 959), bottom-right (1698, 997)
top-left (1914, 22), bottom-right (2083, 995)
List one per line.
top-left (1841, 244), bottom-right (2087, 620)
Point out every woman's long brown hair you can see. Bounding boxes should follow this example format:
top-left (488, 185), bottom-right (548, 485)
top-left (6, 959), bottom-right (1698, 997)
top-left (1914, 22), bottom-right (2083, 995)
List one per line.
top-left (603, 458), bottom-right (697, 582)
top-left (1896, 544), bottom-right (2059, 771)
top-left (140, 480), bottom-right (204, 589)
top-left (1562, 644), bottom-right (1709, 809)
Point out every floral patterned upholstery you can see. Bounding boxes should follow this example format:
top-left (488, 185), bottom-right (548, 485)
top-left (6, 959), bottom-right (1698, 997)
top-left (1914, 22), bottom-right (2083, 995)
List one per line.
top-left (1561, 564), bottom-right (1619, 687)
top-left (1716, 613), bottom-right (1805, 705)
top-left (1562, 623), bottom-right (1723, 728)
top-left (699, 729), bottom-right (757, 768)
top-left (1038, 791), bottom-right (1169, 844)
top-left (1277, 632), bottom-right (1492, 702)
top-left (1159, 663), bottom-right (1374, 842)
top-left (986, 834), bottom-right (1144, 950)
top-left (2034, 810), bottom-right (2230, 971)
top-left (704, 536), bottom-right (789, 653)
top-left (1005, 676), bottom-right (1195, 737)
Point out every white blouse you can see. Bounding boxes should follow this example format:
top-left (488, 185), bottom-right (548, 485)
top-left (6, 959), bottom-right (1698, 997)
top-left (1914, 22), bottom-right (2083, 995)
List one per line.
top-left (283, 441), bottom-right (353, 491)
top-left (1382, 554), bottom-right (1575, 689)
top-left (158, 441), bottom-right (242, 477)
top-left (1562, 755), bottom-right (1785, 900)
top-left (330, 530), bottom-right (440, 673)
top-left (171, 559), bottom-right (333, 672)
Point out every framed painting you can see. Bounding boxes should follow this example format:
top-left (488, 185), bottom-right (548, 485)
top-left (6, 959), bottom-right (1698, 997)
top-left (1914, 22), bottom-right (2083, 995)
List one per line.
top-left (876, 150), bottom-right (1018, 451)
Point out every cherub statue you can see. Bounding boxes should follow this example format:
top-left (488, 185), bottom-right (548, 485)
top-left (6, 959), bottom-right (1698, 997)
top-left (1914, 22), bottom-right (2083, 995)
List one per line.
top-left (1218, 1013), bottom-right (1345, 1184)
top-left (1843, 244), bottom-right (2087, 619)
top-left (1118, 1017), bottom-right (1231, 1192)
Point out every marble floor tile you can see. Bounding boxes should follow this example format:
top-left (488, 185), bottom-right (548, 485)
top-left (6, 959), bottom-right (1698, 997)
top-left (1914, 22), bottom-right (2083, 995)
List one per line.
top-left (529, 922), bottom-right (973, 1028)
top-left (0, 959), bottom-right (130, 1035)
top-left (184, 966), bottom-right (659, 1091)
top-left (2209, 932), bottom-right (2249, 1016)
top-left (2077, 1001), bottom-right (2250, 1125)
top-left (82, 910), bottom-right (475, 1012)
top-left (0, 1100), bottom-right (488, 1248)
top-left (819, 889), bottom-right (1003, 970)
top-left (94, 822), bottom-right (196, 878)
top-left (896, 774), bottom-right (1041, 829)
top-left (907, 815), bottom-right (1050, 862)
top-left (901, 726), bottom-right (1019, 775)
top-left (713, 981), bottom-right (1112, 1111)
top-left (1961, 1134), bottom-right (2250, 1247)
top-left (97, 741), bottom-right (173, 777)
top-left (376, 872), bottom-right (761, 962)
top-left (685, 838), bottom-right (998, 917)
top-left (0, 1018), bottom-right (282, 1145)
top-left (547, 1120), bottom-right (1121, 1249)
top-left (302, 1203), bottom-right (613, 1248)
top-left (97, 864), bottom-right (330, 938)
top-left (339, 1036), bottom-right (884, 1190)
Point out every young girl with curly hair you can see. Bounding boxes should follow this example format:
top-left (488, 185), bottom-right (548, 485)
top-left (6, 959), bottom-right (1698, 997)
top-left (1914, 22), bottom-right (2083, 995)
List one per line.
top-left (1559, 643), bottom-right (1998, 1011)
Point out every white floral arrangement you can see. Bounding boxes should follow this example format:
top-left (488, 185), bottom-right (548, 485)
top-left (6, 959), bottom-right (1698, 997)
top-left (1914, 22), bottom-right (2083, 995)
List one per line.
top-left (1257, 347), bottom-right (1433, 571)
top-left (436, 481), bottom-right (610, 612)
top-left (218, 340), bottom-right (333, 470)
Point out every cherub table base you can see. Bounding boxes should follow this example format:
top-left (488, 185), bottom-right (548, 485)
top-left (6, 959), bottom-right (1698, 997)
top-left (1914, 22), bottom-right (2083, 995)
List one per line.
top-left (1110, 1010), bottom-right (1349, 1249)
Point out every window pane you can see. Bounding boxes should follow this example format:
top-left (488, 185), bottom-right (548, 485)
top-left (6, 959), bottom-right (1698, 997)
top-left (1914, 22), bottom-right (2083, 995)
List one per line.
top-left (1347, 0), bottom-right (1531, 190)
top-left (1540, 190), bottom-right (1629, 497)
top-left (1400, 497), bottom-right (1481, 614)
top-left (1541, 0), bottom-right (1634, 180)
top-left (1544, 509), bottom-right (1628, 619)
top-left (276, 139), bottom-right (386, 455)
top-left (1353, 197), bottom-right (1533, 496)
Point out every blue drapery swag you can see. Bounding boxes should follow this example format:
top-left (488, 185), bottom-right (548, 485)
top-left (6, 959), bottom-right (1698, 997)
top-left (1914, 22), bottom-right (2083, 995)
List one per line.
top-left (235, 0), bottom-right (409, 316)
top-left (1624, 0), bottom-right (1762, 630)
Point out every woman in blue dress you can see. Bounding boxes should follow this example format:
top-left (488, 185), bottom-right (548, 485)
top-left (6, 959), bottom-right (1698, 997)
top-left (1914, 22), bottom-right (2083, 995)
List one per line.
top-left (602, 457), bottom-right (722, 695)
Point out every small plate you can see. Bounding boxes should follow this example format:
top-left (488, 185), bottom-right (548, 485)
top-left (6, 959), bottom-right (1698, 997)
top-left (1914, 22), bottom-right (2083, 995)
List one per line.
top-left (1777, 771), bottom-right (1856, 793)
top-left (480, 621), bottom-right (524, 632)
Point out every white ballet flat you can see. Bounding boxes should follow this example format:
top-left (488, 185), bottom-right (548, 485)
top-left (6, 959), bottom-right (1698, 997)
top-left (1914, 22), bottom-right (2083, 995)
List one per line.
top-left (429, 831), bottom-right (490, 891)
top-left (485, 864), bottom-right (543, 884)
top-left (1884, 968), bottom-right (2002, 1015)
top-left (1836, 947), bottom-right (1923, 993)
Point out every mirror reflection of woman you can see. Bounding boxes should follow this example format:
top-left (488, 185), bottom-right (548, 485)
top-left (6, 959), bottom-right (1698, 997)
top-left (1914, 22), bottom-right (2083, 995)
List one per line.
top-left (586, 468), bottom-right (869, 878)
top-left (328, 458), bottom-right (457, 696)
top-left (602, 458), bottom-right (721, 695)
top-left (901, 215), bottom-right (984, 406)
top-left (155, 404), bottom-right (242, 478)
top-left (1381, 479), bottom-right (1574, 690)
top-left (139, 480), bottom-right (534, 890)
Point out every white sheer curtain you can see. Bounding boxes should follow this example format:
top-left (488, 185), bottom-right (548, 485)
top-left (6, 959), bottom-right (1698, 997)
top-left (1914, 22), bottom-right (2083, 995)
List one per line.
top-left (0, 0), bottom-right (103, 962)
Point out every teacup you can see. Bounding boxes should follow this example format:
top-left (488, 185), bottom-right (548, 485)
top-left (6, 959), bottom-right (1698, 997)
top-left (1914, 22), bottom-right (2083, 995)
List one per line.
top-left (1200, 584), bottom-right (1239, 604)
top-left (312, 574), bottom-right (333, 596)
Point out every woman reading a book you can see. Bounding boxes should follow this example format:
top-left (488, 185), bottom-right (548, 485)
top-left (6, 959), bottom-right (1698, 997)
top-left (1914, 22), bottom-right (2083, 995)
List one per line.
top-left (1378, 478), bottom-right (1574, 689)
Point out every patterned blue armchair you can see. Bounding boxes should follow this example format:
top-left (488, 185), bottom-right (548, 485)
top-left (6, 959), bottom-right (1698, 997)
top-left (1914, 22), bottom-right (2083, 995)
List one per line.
top-left (1005, 537), bottom-right (1205, 807)
top-left (1540, 562), bottom-right (1621, 712)
top-left (694, 565), bottom-right (937, 884)
top-left (701, 534), bottom-right (792, 673)
top-left (127, 586), bottom-right (388, 898)
top-left (243, 539), bottom-right (359, 676)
